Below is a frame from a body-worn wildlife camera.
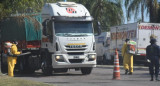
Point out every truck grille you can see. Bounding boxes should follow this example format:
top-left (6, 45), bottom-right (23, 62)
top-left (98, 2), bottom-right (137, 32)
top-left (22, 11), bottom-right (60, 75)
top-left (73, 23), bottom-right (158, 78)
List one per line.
top-left (67, 52), bottom-right (84, 55)
top-left (65, 45), bottom-right (87, 51)
top-left (69, 59), bottom-right (84, 63)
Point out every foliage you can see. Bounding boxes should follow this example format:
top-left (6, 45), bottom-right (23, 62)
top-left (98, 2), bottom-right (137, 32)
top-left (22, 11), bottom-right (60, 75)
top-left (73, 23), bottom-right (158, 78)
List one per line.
top-left (69, 0), bottom-right (124, 32)
top-left (0, 0), bottom-right (124, 32)
top-left (0, 0), bottom-right (57, 19)
top-left (125, 0), bottom-right (159, 23)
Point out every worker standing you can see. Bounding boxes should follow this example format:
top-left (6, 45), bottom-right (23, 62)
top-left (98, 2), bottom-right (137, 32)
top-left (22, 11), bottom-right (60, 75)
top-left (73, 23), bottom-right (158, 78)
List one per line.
top-left (7, 40), bottom-right (21, 77)
top-left (122, 38), bottom-right (133, 75)
top-left (146, 38), bottom-right (160, 81)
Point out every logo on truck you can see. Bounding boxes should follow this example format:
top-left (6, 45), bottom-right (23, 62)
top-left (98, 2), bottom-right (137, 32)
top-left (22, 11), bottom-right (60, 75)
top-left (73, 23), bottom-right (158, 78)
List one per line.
top-left (139, 25), bottom-right (160, 30)
top-left (69, 45), bottom-right (82, 48)
top-left (66, 8), bottom-right (77, 13)
top-left (111, 30), bottom-right (136, 40)
top-left (67, 43), bottom-right (85, 48)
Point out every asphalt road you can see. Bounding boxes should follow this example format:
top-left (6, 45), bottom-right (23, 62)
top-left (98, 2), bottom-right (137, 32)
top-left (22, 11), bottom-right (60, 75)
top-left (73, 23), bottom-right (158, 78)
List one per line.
top-left (11, 65), bottom-right (160, 86)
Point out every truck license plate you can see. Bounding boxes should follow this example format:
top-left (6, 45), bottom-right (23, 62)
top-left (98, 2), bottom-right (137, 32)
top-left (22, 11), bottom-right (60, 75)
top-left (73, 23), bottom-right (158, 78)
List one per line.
top-left (74, 56), bottom-right (79, 59)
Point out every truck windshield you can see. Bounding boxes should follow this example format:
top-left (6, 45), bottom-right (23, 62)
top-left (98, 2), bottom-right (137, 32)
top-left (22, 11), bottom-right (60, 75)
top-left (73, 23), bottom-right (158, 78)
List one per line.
top-left (54, 21), bottom-right (93, 37)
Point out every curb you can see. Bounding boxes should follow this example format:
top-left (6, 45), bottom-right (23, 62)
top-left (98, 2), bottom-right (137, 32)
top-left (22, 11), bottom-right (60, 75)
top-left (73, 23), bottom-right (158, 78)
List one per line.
top-left (96, 65), bottom-right (148, 69)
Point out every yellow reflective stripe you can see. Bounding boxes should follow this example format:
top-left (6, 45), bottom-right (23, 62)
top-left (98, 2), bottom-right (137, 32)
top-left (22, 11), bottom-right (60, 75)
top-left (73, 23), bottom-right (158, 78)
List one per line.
top-left (138, 48), bottom-right (145, 50)
top-left (67, 43), bottom-right (85, 45)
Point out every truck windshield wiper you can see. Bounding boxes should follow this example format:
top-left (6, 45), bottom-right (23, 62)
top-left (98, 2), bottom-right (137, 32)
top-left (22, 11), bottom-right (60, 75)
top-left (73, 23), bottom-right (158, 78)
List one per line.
top-left (72, 33), bottom-right (89, 36)
top-left (64, 33), bottom-right (74, 37)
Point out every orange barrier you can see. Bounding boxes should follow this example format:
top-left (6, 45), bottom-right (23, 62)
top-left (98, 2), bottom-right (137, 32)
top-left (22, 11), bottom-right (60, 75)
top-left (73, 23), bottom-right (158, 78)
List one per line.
top-left (113, 49), bottom-right (120, 80)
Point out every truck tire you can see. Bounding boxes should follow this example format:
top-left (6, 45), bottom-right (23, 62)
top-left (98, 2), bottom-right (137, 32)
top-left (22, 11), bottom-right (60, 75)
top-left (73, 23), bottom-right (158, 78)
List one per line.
top-left (42, 60), bottom-right (52, 76)
top-left (111, 55), bottom-right (114, 65)
top-left (102, 55), bottom-right (111, 65)
top-left (41, 52), bottom-right (52, 76)
top-left (1, 61), bottom-right (8, 73)
top-left (81, 67), bottom-right (92, 75)
top-left (1, 53), bottom-right (8, 73)
top-left (19, 56), bottom-right (35, 74)
top-left (19, 59), bottom-right (25, 73)
top-left (27, 55), bottom-right (40, 73)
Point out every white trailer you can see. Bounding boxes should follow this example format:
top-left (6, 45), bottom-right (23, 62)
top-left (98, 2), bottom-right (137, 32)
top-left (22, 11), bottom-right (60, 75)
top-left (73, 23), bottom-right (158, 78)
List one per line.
top-left (41, 2), bottom-right (96, 75)
top-left (109, 22), bottom-right (160, 64)
top-left (95, 32), bottom-right (111, 64)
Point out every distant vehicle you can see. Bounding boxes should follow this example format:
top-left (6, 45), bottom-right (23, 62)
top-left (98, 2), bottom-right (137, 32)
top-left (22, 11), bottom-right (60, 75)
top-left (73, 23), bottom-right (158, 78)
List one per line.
top-left (109, 22), bottom-right (160, 64)
top-left (95, 32), bottom-right (111, 64)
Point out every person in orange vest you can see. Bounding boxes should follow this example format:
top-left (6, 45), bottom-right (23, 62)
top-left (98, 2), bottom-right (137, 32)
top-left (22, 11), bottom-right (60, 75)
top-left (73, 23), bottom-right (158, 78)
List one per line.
top-left (122, 38), bottom-right (134, 75)
top-left (7, 40), bottom-right (21, 77)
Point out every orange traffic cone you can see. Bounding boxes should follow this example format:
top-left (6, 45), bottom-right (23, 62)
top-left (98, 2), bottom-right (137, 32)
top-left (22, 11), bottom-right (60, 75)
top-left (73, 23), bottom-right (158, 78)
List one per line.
top-left (113, 49), bottom-right (120, 80)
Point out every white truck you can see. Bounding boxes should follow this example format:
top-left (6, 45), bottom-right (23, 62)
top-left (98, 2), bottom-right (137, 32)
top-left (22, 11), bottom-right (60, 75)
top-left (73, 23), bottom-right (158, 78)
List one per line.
top-left (41, 2), bottom-right (96, 75)
top-left (109, 22), bottom-right (160, 64)
top-left (95, 32), bottom-right (111, 64)
top-left (0, 2), bottom-right (96, 75)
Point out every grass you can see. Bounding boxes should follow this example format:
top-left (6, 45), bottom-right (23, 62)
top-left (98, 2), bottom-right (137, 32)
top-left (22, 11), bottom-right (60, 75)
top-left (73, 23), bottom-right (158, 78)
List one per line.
top-left (0, 74), bottom-right (56, 86)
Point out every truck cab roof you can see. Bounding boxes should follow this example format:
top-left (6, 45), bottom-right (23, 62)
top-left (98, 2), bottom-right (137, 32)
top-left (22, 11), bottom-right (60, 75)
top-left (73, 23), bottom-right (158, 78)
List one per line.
top-left (42, 2), bottom-right (91, 17)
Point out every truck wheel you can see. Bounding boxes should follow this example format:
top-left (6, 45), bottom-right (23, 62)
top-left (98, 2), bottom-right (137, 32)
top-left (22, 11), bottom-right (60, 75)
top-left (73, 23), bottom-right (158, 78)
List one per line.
top-left (1, 53), bottom-right (8, 73)
top-left (1, 62), bottom-right (8, 73)
top-left (42, 61), bottom-right (52, 75)
top-left (119, 56), bottom-right (123, 65)
top-left (19, 60), bottom-right (25, 73)
top-left (41, 52), bottom-right (52, 76)
top-left (111, 55), bottom-right (114, 65)
top-left (81, 67), bottom-right (92, 75)
top-left (102, 55), bottom-right (109, 65)
top-left (19, 56), bottom-right (35, 74)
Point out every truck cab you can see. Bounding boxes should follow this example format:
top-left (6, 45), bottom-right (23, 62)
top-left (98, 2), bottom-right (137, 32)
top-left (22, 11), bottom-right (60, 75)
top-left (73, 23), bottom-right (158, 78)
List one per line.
top-left (41, 2), bottom-right (96, 75)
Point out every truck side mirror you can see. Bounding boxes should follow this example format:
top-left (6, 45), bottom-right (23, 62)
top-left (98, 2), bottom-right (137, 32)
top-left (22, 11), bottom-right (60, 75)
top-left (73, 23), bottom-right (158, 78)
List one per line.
top-left (97, 21), bottom-right (102, 35)
top-left (42, 19), bottom-right (49, 36)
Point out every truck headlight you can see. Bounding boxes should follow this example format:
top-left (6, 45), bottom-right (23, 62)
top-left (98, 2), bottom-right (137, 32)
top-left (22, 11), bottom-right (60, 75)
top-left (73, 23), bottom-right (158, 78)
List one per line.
top-left (88, 54), bottom-right (96, 61)
top-left (55, 55), bottom-right (65, 62)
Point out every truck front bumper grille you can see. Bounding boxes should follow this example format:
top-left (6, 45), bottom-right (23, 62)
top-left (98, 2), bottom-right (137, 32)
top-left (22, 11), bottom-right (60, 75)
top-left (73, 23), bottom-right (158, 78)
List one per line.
top-left (69, 59), bottom-right (84, 63)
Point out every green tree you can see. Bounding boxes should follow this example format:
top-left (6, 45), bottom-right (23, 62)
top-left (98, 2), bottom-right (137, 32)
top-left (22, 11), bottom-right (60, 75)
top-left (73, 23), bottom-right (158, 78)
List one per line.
top-left (69, 0), bottom-right (124, 32)
top-left (0, 0), bottom-right (58, 19)
top-left (125, 0), bottom-right (159, 22)
top-left (0, 0), bottom-right (124, 33)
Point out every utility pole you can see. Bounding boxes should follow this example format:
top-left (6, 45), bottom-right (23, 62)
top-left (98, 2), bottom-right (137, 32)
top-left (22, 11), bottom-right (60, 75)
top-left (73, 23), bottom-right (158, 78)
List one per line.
top-left (116, 27), bottom-right (118, 50)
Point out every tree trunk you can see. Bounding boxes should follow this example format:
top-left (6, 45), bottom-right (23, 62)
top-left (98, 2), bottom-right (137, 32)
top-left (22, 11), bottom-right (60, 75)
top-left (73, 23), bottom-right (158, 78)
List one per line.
top-left (141, 3), bottom-right (144, 22)
top-left (149, 0), bottom-right (154, 22)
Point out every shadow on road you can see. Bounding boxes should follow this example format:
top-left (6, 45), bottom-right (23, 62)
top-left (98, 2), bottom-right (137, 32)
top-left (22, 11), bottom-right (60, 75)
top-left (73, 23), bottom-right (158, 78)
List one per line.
top-left (14, 71), bottom-right (84, 78)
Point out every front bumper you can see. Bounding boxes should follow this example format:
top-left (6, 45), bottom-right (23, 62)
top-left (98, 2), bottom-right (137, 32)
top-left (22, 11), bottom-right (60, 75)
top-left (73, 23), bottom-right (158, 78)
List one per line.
top-left (51, 53), bottom-right (96, 68)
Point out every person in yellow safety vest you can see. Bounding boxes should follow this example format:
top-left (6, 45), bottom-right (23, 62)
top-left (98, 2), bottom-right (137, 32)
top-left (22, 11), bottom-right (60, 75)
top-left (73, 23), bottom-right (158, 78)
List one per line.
top-left (122, 38), bottom-right (133, 75)
top-left (7, 40), bottom-right (21, 77)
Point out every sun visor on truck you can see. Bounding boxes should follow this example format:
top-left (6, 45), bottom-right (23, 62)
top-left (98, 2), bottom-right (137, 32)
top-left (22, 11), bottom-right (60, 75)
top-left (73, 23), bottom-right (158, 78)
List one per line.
top-left (51, 16), bottom-right (94, 21)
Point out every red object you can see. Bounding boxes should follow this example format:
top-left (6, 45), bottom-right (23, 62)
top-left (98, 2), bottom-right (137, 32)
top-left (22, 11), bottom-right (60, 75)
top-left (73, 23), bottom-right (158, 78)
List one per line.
top-left (16, 40), bottom-right (41, 49)
top-left (26, 41), bottom-right (41, 48)
top-left (1, 40), bottom-right (41, 52)
top-left (113, 49), bottom-right (120, 80)
top-left (66, 8), bottom-right (76, 13)
top-left (140, 54), bottom-right (146, 56)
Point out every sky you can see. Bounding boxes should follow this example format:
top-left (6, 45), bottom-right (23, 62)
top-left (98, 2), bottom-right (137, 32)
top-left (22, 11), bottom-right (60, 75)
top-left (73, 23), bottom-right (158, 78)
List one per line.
top-left (122, 1), bottom-right (149, 24)
top-left (123, 0), bottom-right (160, 24)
